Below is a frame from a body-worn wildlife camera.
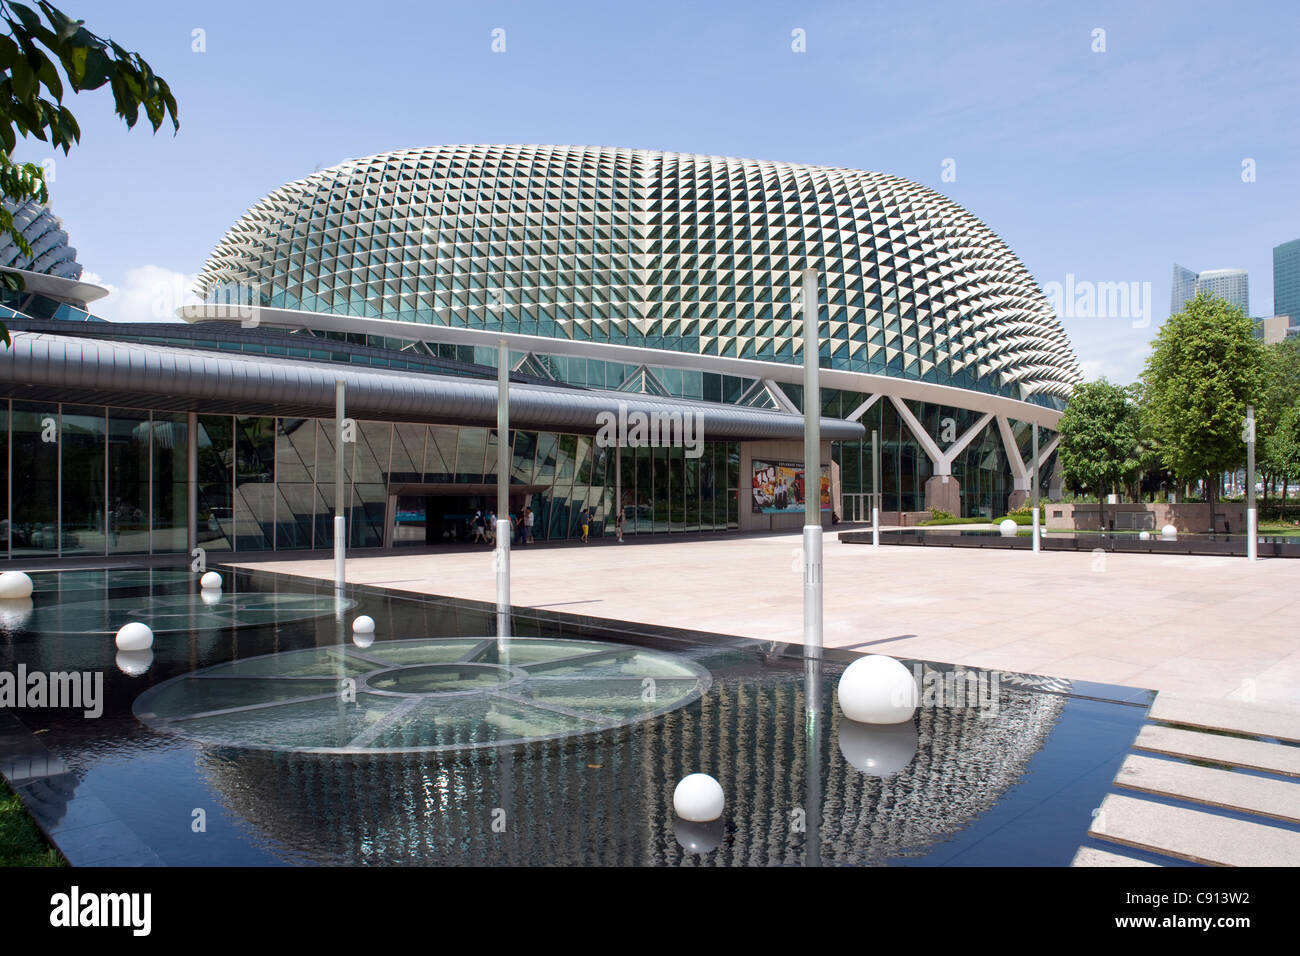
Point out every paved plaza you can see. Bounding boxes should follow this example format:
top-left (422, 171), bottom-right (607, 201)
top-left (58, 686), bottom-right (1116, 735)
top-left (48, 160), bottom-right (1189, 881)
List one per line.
top-left (235, 530), bottom-right (1300, 709)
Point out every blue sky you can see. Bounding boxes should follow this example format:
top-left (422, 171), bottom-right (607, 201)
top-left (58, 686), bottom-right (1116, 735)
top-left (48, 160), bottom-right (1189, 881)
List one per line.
top-left (20, 0), bottom-right (1300, 383)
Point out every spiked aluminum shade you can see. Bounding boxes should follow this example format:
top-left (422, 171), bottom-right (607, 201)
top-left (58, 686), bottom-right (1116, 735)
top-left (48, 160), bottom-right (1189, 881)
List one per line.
top-left (196, 145), bottom-right (1082, 405)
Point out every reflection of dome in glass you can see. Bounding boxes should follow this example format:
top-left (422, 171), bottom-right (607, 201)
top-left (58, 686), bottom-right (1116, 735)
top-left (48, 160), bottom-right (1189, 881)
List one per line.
top-left (197, 145), bottom-right (1081, 403)
top-left (134, 637), bottom-right (711, 754)
top-left (182, 661), bottom-right (1066, 865)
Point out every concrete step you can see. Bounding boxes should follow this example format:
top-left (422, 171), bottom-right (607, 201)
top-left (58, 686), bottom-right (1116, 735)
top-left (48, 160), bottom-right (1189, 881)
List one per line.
top-left (1115, 754), bottom-right (1300, 824)
top-left (1090, 793), bottom-right (1300, 866)
top-left (1070, 847), bottom-right (1160, 867)
top-left (1148, 694), bottom-right (1300, 743)
top-left (1134, 724), bottom-right (1300, 777)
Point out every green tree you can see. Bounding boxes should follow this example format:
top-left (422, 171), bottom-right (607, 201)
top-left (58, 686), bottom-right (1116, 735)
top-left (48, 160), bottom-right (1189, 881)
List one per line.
top-left (1, 1), bottom-right (178, 343)
top-left (1142, 292), bottom-right (1264, 521)
top-left (1056, 378), bottom-right (1140, 531)
top-left (1256, 337), bottom-right (1300, 500)
top-left (1266, 400), bottom-right (1300, 517)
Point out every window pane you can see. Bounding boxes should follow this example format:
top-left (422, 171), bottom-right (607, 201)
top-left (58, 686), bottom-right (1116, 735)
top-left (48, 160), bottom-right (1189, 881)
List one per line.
top-left (61, 406), bottom-right (105, 557)
top-left (10, 402), bottom-right (59, 557)
top-left (108, 408), bottom-right (150, 554)
top-left (151, 413), bottom-right (189, 554)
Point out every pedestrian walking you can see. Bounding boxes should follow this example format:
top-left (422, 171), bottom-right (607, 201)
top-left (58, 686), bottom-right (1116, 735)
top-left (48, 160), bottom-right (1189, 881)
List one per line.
top-left (615, 506), bottom-right (625, 543)
top-left (579, 508), bottom-right (590, 543)
top-left (524, 507), bottom-right (534, 544)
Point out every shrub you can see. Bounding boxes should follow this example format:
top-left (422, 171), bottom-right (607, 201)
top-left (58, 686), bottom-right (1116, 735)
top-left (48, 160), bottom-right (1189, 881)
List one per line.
top-left (928, 508), bottom-right (955, 521)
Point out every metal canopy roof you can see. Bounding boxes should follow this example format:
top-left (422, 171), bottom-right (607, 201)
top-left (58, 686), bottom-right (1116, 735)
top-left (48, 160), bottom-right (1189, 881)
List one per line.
top-left (0, 331), bottom-right (866, 441)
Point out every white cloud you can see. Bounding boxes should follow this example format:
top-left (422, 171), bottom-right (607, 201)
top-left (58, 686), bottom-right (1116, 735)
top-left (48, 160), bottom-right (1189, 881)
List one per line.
top-left (81, 265), bottom-right (201, 323)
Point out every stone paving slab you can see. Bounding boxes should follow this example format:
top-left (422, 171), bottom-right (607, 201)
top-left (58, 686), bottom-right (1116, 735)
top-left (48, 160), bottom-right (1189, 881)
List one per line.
top-left (1148, 694), bottom-right (1300, 743)
top-left (1115, 754), bottom-right (1300, 823)
top-left (1134, 724), bottom-right (1300, 777)
top-left (1090, 793), bottom-right (1300, 866)
top-left (1070, 847), bottom-right (1160, 867)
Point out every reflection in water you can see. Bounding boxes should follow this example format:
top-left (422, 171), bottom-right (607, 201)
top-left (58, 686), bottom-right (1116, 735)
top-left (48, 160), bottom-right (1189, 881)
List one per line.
top-left (192, 661), bottom-right (1065, 866)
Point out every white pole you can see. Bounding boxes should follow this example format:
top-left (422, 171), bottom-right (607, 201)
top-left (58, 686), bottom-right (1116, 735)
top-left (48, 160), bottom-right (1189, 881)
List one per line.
top-left (871, 428), bottom-right (880, 547)
top-left (497, 339), bottom-right (512, 636)
top-left (801, 268), bottom-right (823, 661)
top-left (1032, 422), bottom-right (1041, 553)
top-left (1246, 404), bottom-right (1257, 563)
top-left (334, 381), bottom-right (346, 590)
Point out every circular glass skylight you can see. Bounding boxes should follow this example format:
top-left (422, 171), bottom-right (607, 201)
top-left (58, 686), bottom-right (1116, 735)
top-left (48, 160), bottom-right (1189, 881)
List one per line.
top-left (134, 636), bottom-right (711, 754)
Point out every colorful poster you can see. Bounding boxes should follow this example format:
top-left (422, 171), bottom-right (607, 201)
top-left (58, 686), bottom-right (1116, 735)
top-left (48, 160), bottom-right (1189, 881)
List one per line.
top-left (751, 459), bottom-right (830, 514)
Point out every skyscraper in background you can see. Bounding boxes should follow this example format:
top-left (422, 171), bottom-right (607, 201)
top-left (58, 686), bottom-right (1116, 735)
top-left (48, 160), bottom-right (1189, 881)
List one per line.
top-left (1274, 238), bottom-right (1300, 321)
top-left (1171, 264), bottom-right (1197, 315)
top-left (1169, 264), bottom-right (1249, 315)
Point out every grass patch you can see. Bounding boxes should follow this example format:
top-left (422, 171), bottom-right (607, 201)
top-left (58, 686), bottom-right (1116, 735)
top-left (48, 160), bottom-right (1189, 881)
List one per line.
top-left (0, 778), bottom-right (65, 867)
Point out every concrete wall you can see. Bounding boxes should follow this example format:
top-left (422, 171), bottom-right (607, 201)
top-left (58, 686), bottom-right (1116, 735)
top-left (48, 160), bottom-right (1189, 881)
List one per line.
top-left (739, 439), bottom-right (834, 532)
top-left (1046, 502), bottom-right (1247, 533)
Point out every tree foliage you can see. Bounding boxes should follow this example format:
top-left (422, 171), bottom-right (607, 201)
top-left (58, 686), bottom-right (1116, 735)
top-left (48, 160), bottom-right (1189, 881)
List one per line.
top-left (0, 1), bottom-right (178, 342)
top-left (1056, 377), bottom-right (1140, 526)
top-left (1140, 292), bottom-right (1264, 498)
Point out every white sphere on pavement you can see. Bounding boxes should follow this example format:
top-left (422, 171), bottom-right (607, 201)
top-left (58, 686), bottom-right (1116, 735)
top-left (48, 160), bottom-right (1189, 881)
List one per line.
top-left (1161, 524), bottom-right (1177, 540)
top-left (837, 654), bottom-right (918, 724)
top-left (0, 571), bottom-right (34, 600)
top-left (999, 518), bottom-right (1018, 536)
top-left (838, 719), bottom-right (918, 776)
top-left (199, 571), bottom-right (222, 590)
top-left (1139, 530), bottom-right (1151, 541)
top-left (116, 648), bottom-right (154, 676)
top-left (115, 621), bottom-right (154, 651)
top-left (673, 773), bottom-right (725, 822)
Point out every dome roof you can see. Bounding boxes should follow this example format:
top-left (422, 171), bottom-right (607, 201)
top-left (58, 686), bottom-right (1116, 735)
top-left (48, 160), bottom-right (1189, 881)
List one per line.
top-left (197, 145), bottom-right (1080, 402)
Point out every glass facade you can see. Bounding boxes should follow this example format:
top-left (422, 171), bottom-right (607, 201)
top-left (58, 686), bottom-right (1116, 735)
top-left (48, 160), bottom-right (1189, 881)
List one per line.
top-left (0, 398), bottom-right (741, 557)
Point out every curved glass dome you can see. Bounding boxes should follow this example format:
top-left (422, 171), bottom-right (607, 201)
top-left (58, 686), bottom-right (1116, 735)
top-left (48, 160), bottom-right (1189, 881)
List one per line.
top-left (197, 145), bottom-right (1081, 402)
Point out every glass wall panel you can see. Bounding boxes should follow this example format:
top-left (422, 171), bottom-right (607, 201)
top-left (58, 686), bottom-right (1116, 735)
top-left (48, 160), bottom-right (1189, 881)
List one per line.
top-left (151, 413), bottom-right (188, 553)
top-left (10, 402), bottom-right (59, 557)
top-left (684, 447), bottom-right (700, 532)
top-left (390, 423), bottom-right (426, 482)
top-left (511, 430), bottom-right (537, 485)
top-left (452, 427), bottom-right (486, 483)
top-left (0, 403), bottom-right (7, 557)
top-left (197, 415), bottom-right (233, 551)
top-left (234, 416), bottom-right (275, 550)
top-left (669, 445), bottom-right (685, 532)
top-left (108, 408), bottom-right (150, 554)
top-left (61, 406), bottom-right (105, 556)
top-left (315, 421), bottom-right (342, 549)
top-left (727, 441), bottom-right (739, 529)
top-left (275, 418), bottom-right (315, 549)
top-left (633, 444), bottom-right (651, 534)
top-left (652, 445), bottom-right (670, 533)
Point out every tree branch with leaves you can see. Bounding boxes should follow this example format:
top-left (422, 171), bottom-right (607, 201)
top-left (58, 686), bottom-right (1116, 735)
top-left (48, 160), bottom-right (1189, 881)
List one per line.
top-left (0, 0), bottom-right (178, 342)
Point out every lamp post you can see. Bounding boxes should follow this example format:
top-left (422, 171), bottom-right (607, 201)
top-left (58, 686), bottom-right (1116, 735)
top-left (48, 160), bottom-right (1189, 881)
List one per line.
top-left (334, 381), bottom-right (346, 591)
top-left (871, 428), bottom-right (880, 547)
top-left (1246, 404), bottom-right (1257, 563)
top-left (1032, 422), bottom-right (1040, 553)
top-left (801, 268), bottom-right (823, 664)
top-left (496, 339), bottom-right (512, 637)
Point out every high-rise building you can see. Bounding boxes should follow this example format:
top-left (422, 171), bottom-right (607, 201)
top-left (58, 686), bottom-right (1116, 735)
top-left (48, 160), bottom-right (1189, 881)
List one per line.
top-left (1171, 264), bottom-right (1197, 316)
top-left (1274, 238), bottom-right (1300, 321)
top-left (1170, 264), bottom-right (1249, 315)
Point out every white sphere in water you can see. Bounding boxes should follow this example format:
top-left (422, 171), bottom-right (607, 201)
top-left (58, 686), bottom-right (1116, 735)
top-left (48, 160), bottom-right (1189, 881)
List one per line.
top-left (838, 718), bottom-right (918, 776)
top-left (199, 571), bottom-right (223, 590)
top-left (673, 773), bottom-right (725, 822)
top-left (673, 817), bottom-right (723, 854)
top-left (999, 518), bottom-right (1018, 536)
top-left (1161, 524), bottom-right (1177, 540)
top-left (1139, 530), bottom-right (1151, 541)
top-left (353, 631), bottom-right (375, 649)
top-left (115, 621), bottom-right (154, 651)
top-left (199, 587), bottom-right (223, 606)
top-left (116, 648), bottom-right (154, 676)
top-left (0, 570), bottom-right (34, 600)
top-left (352, 615), bottom-right (375, 635)
top-left (837, 654), bottom-right (918, 725)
